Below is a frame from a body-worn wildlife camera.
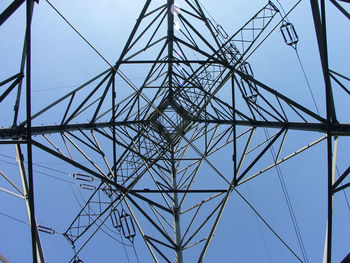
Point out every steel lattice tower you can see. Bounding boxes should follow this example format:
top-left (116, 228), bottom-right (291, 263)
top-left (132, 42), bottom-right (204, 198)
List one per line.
top-left (0, 0), bottom-right (349, 262)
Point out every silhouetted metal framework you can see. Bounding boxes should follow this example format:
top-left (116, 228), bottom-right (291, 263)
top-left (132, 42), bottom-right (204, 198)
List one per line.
top-left (0, 0), bottom-right (349, 262)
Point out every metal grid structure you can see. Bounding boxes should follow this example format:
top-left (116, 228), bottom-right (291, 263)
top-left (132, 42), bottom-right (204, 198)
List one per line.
top-left (0, 0), bottom-right (349, 262)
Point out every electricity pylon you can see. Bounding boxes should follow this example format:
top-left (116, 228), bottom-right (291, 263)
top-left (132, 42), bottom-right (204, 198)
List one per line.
top-left (0, 0), bottom-right (349, 262)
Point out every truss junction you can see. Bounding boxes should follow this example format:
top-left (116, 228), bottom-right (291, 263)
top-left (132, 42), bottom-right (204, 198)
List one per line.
top-left (0, 0), bottom-right (349, 262)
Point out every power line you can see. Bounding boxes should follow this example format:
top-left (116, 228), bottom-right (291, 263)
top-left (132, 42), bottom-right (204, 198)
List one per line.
top-left (0, 211), bottom-right (29, 225)
top-left (295, 50), bottom-right (320, 115)
top-left (0, 157), bottom-right (75, 185)
top-left (337, 167), bottom-right (350, 213)
top-left (70, 184), bottom-right (134, 248)
top-left (45, 1), bottom-right (303, 260)
top-left (245, 185), bottom-right (272, 263)
top-left (275, 0), bottom-right (290, 22)
top-left (233, 187), bottom-right (303, 262)
top-left (261, 125), bottom-right (309, 263)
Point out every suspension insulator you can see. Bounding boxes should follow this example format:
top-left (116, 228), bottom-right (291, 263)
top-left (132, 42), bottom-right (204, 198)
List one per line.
top-left (239, 62), bottom-right (254, 77)
top-left (207, 19), bottom-right (228, 41)
top-left (79, 183), bottom-right (96, 191)
top-left (216, 24), bottom-right (228, 39)
top-left (71, 173), bottom-right (94, 182)
top-left (102, 185), bottom-right (113, 198)
top-left (38, 225), bottom-right (55, 235)
top-left (110, 208), bottom-right (122, 230)
top-left (239, 62), bottom-right (258, 102)
top-left (240, 78), bottom-right (258, 102)
top-left (280, 22), bottom-right (298, 48)
top-left (120, 209), bottom-right (136, 243)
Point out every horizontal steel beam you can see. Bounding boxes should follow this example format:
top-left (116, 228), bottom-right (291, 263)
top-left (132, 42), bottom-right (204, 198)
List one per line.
top-left (131, 189), bottom-right (228, 193)
top-left (196, 119), bottom-right (350, 135)
top-left (0, 120), bottom-right (149, 139)
top-left (1, 119), bottom-right (349, 140)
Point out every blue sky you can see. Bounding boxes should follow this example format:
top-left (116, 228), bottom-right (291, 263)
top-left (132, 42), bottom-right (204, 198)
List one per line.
top-left (0, 0), bottom-right (349, 262)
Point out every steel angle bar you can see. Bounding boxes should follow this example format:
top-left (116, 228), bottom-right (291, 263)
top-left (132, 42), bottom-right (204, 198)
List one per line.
top-left (145, 235), bottom-right (175, 250)
top-left (0, 170), bottom-right (24, 195)
top-left (183, 238), bottom-right (206, 250)
top-left (19, 69), bottom-right (111, 127)
top-left (123, 199), bottom-right (159, 263)
top-left (66, 145), bottom-right (171, 260)
top-left (145, 237), bottom-right (172, 263)
top-left (182, 197), bottom-right (224, 250)
top-left (67, 192), bottom-right (131, 263)
top-left (15, 144), bottom-right (44, 263)
top-left (0, 187), bottom-right (24, 199)
top-left (333, 182), bottom-right (350, 193)
top-left (234, 70), bottom-right (326, 123)
top-left (330, 0), bottom-right (350, 20)
top-left (235, 128), bottom-right (255, 181)
top-left (125, 194), bottom-right (176, 247)
top-left (0, 0), bottom-right (25, 26)
top-left (177, 14), bottom-right (221, 56)
top-left (246, 130), bottom-right (282, 155)
top-left (181, 192), bottom-right (224, 215)
top-left (90, 73), bottom-right (115, 122)
top-left (0, 120), bottom-right (148, 139)
top-left (63, 72), bottom-right (113, 125)
top-left (254, 89), bottom-right (288, 122)
top-left (329, 69), bottom-right (350, 82)
top-left (333, 165), bottom-right (350, 190)
top-left (180, 200), bottom-right (203, 245)
top-left (61, 132), bottom-right (108, 178)
top-left (195, 119), bottom-right (350, 135)
top-left (149, 204), bottom-right (173, 235)
top-left (127, 191), bottom-right (172, 213)
top-left (123, 7), bottom-right (167, 59)
top-left (310, 0), bottom-right (337, 123)
top-left (64, 183), bottom-right (105, 243)
top-left (0, 73), bottom-right (23, 103)
top-left (144, 3), bottom-right (167, 18)
top-left (192, 0), bottom-right (222, 49)
top-left (90, 131), bottom-right (114, 178)
top-left (64, 130), bottom-right (102, 155)
top-left (24, 0), bottom-right (38, 261)
top-left (31, 140), bottom-right (122, 189)
top-left (112, 0), bottom-right (152, 67)
top-left (239, 135), bottom-right (327, 185)
top-left (329, 73), bottom-right (350, 95)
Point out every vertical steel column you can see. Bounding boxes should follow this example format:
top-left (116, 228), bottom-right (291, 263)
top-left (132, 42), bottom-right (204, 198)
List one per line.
top-left (171, 146), bottom-right (183, 263)
top-left (15, 145), bottom-right (45, 263)
top-left (167, 1), bottom-right (182, 260)
top-left (325, 138), bottom-right (333, 263)
top-left (167, 0), bottom-right (174, 94)
top-left (112, 74), bottom-right (117, 182)
top-left (25, 0), bottom-right (37, 262)
top-left (232, 76), bottom-right (237, 186)
top-left (310, 1), bottom-right (336, 262)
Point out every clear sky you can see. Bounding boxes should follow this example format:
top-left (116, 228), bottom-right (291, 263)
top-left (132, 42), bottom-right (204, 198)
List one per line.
top-left (0, 0), bottom-right (349, 262)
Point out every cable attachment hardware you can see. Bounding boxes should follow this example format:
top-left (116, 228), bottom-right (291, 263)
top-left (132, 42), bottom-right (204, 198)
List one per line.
top-left (280, 21), bottom-right (298, 49)
top-left (71, 173), bottom-right (94, 182)
top-left (78, 183), bottom-right (96, 191)
top-left (110, 208), bottom-right (122, 231)
top-left (73, 255), bottom-right (84, 263)
top-left (239, 62), bottom-right (258, 102)
top-left (110, 208), bottom-right (136, 243)
top-left (72, 245), bottom-right (84, 263)
top-left (38, 225), bottom-right (55, 235)
top-left (70, 173), bottom-right (96, 191)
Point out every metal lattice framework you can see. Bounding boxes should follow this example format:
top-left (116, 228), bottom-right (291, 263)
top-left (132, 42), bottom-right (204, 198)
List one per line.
top-left (0, 0), bottom-right (349, 262)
